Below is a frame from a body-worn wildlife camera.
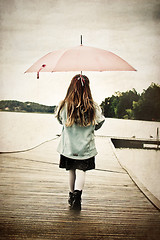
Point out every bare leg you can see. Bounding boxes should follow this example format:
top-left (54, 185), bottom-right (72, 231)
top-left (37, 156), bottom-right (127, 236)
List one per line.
top-left (68, 169), bottom-right (76, 193)
top-left (74, 169), bottom-right (86, 191)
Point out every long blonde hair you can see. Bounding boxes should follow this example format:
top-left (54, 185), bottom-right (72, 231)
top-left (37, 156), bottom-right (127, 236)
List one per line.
top-left (57, 74), bottom-right (96, 127)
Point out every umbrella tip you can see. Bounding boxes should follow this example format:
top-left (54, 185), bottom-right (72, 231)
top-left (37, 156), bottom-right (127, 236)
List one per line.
top-left (81, 35), bottom-right (82, 45)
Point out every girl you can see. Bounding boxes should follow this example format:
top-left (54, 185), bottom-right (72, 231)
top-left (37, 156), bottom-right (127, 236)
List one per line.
top-left (56, 74), bottom-right (105, 211)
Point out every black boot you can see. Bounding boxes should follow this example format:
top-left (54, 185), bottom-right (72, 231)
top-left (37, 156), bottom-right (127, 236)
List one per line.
top-left (68, 192), bottom-right (74, 206)
top-left (70, 190), bottom-right (82, 211)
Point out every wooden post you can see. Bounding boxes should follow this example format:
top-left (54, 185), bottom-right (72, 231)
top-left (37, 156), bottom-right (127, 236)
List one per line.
top-left (157, 127), bottom-right (159, 149)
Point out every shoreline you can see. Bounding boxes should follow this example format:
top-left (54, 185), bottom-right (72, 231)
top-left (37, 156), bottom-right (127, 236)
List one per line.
top-left (0, 110), bottom-right (54, 115)
top-left (1, 110), bottom-right (160, 122)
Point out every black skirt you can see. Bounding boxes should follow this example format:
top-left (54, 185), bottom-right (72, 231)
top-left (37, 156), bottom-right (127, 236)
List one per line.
top-left (59, 154), bottom-right (95, 171)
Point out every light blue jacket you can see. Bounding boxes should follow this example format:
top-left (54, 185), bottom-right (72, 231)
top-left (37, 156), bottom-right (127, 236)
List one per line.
top-left (57, 104), bottom-right (105, 160)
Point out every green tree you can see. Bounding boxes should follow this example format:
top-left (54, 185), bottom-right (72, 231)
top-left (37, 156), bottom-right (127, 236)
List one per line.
top-left (116, 89), bottom-right (140, 119)
top-left (100, 83), bottom-right (160, 121)
top-left (100, 89), bottom-right (140, 119)
top-left (100, 95), bottom-right (119, 118)
top-left (133, 83), bottom-right (160, 121)
top-left (0, 100), bottom-right (56, 114)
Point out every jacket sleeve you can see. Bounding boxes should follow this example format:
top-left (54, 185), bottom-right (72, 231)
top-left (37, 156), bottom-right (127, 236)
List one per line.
top-left (57, 114), bottom-right (63, 125)
top-left (95, 104), bottom-right (105, 130)
top-left (55, 106), bottom-right (63, 125)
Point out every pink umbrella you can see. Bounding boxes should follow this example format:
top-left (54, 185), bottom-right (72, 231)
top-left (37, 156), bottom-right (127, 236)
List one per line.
top-left (25, 36), bottom-right (136, 78)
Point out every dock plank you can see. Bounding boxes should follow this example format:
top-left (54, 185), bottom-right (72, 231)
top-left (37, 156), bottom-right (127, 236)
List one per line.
top-left (0, 136), bottom-right (160, 240)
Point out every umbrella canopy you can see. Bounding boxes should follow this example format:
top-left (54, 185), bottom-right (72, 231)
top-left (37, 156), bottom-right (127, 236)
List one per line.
top-left (25, 44), bottom-right (136, 78)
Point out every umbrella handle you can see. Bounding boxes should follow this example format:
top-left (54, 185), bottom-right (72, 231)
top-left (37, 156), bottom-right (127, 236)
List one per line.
top-left (37, 64), bottom-right (46, 79)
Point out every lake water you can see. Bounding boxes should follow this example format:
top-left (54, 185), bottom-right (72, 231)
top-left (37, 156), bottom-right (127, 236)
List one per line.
top-left (0, 111), bottom-right (160, 201)
top-left (1, 111), bottom-right (160, 152)
top-left (0, 112), bottom-right (61, 152)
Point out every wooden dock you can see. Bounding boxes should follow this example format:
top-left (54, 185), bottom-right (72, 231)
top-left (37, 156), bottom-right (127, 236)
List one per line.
top-left (0, 136), bottom-right (160, 240)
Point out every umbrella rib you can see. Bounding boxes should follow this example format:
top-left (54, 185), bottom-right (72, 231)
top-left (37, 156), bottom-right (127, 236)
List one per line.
top-left (51, 47), bottom-right (75, 72)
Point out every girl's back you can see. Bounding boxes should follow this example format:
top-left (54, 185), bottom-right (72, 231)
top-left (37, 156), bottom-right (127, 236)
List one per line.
top-left (56, 74), bottom-right (105, 211)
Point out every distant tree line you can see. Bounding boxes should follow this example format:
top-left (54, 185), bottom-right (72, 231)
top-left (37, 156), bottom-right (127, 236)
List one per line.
top-left (1, 83), bottom-right (159, 121)
top-left (0, 100), bottom-right (56, 114)
top-left (100, 83), bottom-right (160, 121)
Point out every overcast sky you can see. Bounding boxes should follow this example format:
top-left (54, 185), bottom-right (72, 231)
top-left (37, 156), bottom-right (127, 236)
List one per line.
top-left (0, 0), bottom-right (160, 105)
